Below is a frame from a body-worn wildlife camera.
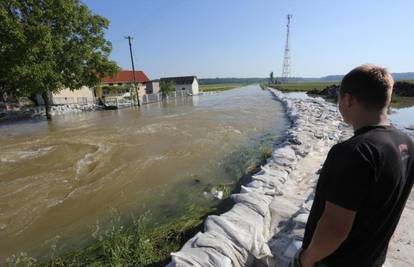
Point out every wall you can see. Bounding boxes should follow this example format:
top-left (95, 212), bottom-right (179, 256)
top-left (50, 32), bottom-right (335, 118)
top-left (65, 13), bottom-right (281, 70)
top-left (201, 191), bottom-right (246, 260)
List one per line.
top-left (174, 84), bottom-right (193, 95)
top-left (192, 79), bottom-right (200, 95)
top-left (146, 81), bottom-right (160, 94)
top-left (36, 87), bottom-right (95, 105)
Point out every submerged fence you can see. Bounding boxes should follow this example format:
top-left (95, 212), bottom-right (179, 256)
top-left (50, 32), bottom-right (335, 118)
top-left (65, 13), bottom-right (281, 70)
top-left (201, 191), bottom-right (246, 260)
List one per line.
top-left (142, 91), bottom-right (189, 104)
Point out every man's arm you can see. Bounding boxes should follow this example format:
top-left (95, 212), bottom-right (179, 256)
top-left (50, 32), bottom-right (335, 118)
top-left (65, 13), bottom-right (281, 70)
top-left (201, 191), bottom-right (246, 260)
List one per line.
top-left (300, 201), bottom-right (356, 267)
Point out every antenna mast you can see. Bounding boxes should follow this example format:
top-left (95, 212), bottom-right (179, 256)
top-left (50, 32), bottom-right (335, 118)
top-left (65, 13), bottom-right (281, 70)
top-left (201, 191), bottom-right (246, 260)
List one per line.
top-left (281, 14), bottom-right (292, 83)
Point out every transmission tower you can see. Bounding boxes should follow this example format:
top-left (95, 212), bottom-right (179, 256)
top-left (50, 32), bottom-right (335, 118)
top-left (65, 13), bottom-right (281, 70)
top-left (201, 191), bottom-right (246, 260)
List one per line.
top-left (281, 14), bottom-right (292, 83)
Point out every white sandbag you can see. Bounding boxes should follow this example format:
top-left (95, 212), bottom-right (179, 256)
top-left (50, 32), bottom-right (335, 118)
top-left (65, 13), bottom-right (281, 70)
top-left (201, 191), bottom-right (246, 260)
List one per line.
top-left (231, 192), bottom-right (272, 217)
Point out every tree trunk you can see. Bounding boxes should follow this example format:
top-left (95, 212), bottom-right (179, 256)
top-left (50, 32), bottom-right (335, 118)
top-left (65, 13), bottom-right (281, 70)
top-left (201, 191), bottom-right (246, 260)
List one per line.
top-left (41, 91), bottom-right (52, 120)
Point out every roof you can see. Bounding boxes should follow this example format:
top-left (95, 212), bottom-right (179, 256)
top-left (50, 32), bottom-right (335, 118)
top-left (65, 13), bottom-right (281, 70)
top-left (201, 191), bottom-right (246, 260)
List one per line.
top-left (160, 76), bottom-right (197, 85)
top-left (103, 70), bottom-right (150, 84)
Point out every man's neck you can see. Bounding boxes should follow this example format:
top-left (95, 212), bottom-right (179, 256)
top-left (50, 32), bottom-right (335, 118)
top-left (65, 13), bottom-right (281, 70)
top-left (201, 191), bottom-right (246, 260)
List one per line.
top-left (352, 111), bottom-right (390, 132)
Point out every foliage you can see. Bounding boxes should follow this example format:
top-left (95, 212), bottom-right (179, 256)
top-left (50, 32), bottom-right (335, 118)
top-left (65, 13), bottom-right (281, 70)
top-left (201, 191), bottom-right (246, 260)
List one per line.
top-left (25, 207), bottom-right (208, 267)
top-left (259, 83), bottom-right (268, 90)
top-left (159, 80), bottom-right (175, 97)
top-left (101, 84), bottom-right (131, 94)
top-left (0, 0), bottom-right (119, 119)
top-left (5, 252), bottom-right (37, 267)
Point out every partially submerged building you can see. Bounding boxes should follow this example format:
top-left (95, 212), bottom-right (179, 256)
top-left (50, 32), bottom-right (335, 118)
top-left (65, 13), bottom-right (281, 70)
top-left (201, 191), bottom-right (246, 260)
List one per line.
top-left (159, 76), bottom-right (199, 95)
top-left (100, 70), bottom-right (150, 101)
top-left (145, 80), bottom-right (160, 94)
top-left (36, 86), bottom-right (95, 105)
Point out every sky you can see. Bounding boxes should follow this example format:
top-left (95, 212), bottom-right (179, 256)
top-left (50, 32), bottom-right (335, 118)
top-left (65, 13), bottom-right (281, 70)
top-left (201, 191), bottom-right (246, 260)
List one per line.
top-left (83, 0), bottom-right (414, 79)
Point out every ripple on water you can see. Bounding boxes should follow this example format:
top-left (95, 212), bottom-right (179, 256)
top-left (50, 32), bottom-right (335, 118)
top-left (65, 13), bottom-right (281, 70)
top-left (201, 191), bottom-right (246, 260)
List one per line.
top-left (0, 146), bottom-right (55, 163)
top-left (74, 143), bottom-right (110, 180)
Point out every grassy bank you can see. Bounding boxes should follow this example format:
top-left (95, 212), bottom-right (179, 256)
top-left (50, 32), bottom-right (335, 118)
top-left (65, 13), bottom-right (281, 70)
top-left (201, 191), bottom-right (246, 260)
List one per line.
top-left (267, 82), bottom-right (339, 92)
top-left (200, 83), bottom-right (247, 92)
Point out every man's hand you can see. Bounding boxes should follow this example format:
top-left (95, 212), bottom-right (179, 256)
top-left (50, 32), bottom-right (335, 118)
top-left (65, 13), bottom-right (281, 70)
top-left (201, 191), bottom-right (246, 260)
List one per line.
top-left (300, 201), bottom-right (356, 265)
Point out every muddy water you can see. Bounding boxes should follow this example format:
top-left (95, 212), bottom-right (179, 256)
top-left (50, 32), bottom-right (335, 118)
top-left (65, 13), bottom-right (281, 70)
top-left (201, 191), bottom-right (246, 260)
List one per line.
top-left (0, 85), bottom-right (287, 260)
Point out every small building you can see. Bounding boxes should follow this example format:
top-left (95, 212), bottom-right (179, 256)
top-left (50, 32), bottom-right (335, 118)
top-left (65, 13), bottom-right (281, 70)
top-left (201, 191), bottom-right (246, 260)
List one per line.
top-left (159, 76), bottom-right (199, 95)
top-left (100, 70), bottom-right (150, 101)
top-left (145, 80), bottom-right (160, 94)
top-left (36, 86), bottom-right (95, 105)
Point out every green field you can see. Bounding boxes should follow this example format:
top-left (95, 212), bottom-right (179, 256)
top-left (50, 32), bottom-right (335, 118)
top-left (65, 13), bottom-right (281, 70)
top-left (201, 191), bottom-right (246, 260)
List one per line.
top-left (200, 83), bottom-right (247, 92)
top-left (267, 82), bottom-right (339, 92)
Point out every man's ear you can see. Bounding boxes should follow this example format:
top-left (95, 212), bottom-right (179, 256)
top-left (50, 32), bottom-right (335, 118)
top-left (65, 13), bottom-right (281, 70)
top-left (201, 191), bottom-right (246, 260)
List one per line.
top-left (344, 93), bottom-right (354, 108)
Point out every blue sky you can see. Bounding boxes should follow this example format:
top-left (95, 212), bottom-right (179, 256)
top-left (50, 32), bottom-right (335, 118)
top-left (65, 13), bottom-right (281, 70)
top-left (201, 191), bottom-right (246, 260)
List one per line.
top-left (83, 0), bottom-right (414, 79)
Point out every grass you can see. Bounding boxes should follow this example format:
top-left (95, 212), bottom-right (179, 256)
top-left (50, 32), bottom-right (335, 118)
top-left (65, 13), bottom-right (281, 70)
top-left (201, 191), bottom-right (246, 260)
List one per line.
top-left (200, 83), bottom-right (247, 92)
top-left (267, 82), bottom-right (339, 92)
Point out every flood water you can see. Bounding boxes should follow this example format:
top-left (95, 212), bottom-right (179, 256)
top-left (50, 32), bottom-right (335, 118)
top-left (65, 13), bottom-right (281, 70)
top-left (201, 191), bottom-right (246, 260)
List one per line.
top-left (0, 85), bottom-right (288, 260)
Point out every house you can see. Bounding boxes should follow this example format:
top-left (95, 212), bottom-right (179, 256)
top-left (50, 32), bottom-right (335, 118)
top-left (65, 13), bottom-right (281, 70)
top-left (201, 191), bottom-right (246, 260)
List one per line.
top-left (145, 80), bottom-right (160, 94)
top-left (36, 86), bottom-right (95, 105)
top-left (100, 70), bottom-right (150, 102)
top-left (159, 76), bottom-right (199, 95)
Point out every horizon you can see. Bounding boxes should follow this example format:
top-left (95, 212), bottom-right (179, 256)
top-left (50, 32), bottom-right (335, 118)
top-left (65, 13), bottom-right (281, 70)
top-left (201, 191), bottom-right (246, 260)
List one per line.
top-left (83, 0), bottom-right (414, 79)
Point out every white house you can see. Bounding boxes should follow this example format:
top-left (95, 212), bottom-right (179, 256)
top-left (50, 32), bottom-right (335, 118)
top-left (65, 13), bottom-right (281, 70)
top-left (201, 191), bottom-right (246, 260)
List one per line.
top-left (159, 76), bottom-right (199, 95)
top-left (36, 86), bottom-right (95, 105)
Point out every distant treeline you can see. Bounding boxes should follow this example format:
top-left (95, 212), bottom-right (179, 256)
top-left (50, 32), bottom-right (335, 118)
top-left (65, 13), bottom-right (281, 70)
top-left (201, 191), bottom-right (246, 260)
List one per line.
top-left (320, 72), bottom-right (414, 82)
top-left (198, 78), bottom-right (266, 85)
top-left (199, 72), bottom-right (414, 85)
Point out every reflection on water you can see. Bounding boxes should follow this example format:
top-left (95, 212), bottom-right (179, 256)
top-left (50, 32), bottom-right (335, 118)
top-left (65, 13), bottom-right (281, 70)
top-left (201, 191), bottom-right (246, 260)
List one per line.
top-left (0, 85), bottom-right (287, 259)
top-left (390, 97), bottom-right (414, 128)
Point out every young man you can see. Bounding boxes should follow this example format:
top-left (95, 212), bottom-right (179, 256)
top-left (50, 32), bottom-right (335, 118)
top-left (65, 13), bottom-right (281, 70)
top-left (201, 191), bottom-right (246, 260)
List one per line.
top-left (293, 64), bottom-right (414, 267)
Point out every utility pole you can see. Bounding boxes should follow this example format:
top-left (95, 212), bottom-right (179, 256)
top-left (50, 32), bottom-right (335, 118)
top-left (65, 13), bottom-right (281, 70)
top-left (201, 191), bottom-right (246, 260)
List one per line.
top-left (281, 14), bottom-right (292, 83)
top-left (125, 35), bottom-right (140, 106)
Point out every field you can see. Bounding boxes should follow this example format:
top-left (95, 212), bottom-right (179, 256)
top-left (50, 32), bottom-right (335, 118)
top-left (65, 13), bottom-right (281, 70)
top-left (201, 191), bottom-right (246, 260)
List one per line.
top-left (200, 83), bottom-right (247, 92)
top-left (267, 82), bottom-right (339, 92)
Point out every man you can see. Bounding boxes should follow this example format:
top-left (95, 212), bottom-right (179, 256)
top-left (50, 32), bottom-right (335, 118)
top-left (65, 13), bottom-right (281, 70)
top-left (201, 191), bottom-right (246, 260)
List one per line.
top-left (292, 64), bottom-right (414, 267)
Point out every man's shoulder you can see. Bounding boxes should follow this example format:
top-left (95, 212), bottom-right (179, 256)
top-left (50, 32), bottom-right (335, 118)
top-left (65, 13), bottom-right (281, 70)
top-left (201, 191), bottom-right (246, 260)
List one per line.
top-left (329, 137), bottom-right (364, 156)
top-left (329, 126), bottom-right (414, 161)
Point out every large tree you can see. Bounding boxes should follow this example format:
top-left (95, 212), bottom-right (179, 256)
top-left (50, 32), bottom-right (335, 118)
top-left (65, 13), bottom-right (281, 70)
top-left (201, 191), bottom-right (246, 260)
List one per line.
top-left (0, 0), bottom-right (118, 119)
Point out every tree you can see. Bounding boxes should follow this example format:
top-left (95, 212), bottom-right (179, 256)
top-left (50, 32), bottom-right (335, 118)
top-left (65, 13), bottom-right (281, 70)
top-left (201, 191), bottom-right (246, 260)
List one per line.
top-left (0, 0), bottom-right (118, 120)
top-left (159, 80), bottom-right (175, 100)
top-left (269, 72), bottom-right (274, 84)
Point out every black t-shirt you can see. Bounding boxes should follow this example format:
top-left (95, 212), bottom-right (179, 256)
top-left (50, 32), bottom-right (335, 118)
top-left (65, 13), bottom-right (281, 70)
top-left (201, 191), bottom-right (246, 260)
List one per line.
top-left (302, 125), bottom-right (414, 267)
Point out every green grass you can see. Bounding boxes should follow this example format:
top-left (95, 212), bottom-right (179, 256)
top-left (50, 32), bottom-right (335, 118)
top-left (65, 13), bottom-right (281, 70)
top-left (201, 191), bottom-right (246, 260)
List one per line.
top-left (267, 82), bottom-right (339, 92)
top-left (200, 83), bottom-right (247, 92)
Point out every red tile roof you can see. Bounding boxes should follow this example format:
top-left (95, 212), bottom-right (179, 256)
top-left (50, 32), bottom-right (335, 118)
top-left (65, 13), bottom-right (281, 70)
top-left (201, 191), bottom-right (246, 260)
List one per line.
top-left (102, 70), bottom-right (150, 84)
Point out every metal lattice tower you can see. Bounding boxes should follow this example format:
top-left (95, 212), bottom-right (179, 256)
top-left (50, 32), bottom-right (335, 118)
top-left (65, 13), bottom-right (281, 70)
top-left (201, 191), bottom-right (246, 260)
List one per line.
top-left (281, 14), bottom-right (292, 83)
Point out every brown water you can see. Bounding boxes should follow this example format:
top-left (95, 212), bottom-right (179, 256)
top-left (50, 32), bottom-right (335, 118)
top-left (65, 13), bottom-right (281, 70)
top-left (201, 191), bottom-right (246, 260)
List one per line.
top-left (0, 85), bottom-right (287, 260)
